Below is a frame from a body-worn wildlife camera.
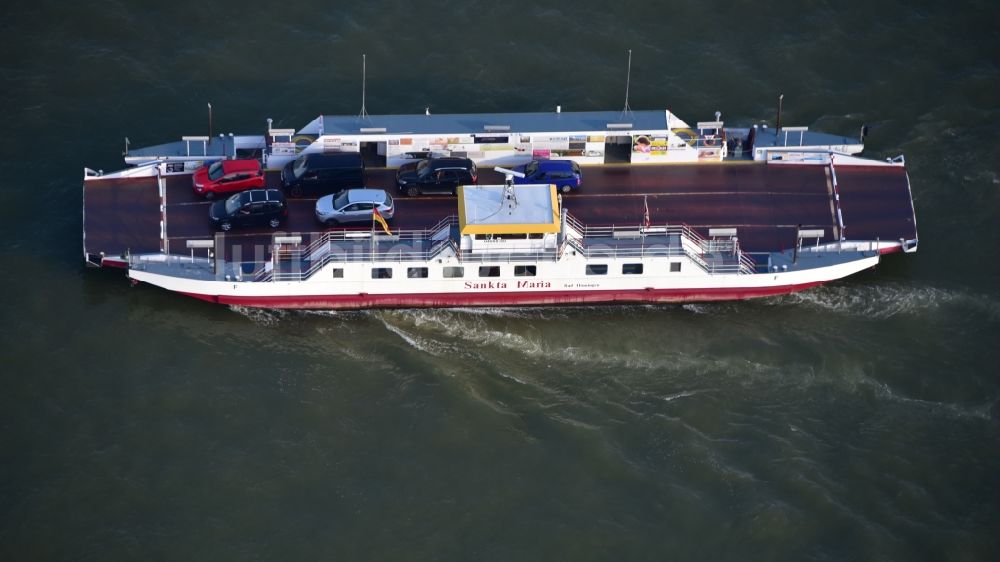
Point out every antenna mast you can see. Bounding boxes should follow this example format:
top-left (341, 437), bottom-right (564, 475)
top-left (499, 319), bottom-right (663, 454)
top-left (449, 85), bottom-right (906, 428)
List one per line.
top-left (620, 49), bottom-right (633, 119)
top-left (359, 53), bottom-right (370, 120)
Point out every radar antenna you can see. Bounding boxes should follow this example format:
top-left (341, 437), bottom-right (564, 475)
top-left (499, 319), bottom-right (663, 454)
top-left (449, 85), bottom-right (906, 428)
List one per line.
top-left (494, 167), bottom-right (525, 212)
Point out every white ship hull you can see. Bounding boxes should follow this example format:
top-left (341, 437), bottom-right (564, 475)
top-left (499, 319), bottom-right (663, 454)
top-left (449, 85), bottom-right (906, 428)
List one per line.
top-left (128, 237), bottom-right (880, 310)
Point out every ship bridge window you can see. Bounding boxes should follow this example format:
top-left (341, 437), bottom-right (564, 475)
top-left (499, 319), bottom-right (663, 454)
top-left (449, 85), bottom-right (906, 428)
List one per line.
top-left (443, 266), bottom-right (464, 278)
top-left (479, 266), bottom-right (501, 277)
top-left (371, 267), bottom-right (393, 279)
top-left (622, 263), bottom-right (644, 275)
top-left (586, 264), bottom-right (608, 275)
top-left (514, 265), bottom-right (536, 277)
top-left (476, 233), bottom-right (528, 240)
top-left (408, 267), bottom-right (429, 279)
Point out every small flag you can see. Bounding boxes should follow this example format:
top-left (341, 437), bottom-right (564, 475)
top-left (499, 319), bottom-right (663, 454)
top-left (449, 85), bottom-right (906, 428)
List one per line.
top-left (372, 208), bottom-right (392, 236)
top-left (643, 195), bottom-right (651, 228)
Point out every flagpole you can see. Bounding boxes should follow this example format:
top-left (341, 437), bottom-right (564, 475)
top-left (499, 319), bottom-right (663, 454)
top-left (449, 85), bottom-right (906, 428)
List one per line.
top-left (371, 207), bottom-right (376, 261)
top-left (643, 194), bottom-right (651, 229)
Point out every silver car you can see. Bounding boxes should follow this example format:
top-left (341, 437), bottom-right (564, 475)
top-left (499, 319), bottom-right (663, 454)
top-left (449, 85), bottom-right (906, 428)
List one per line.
top-left (315, 188), bottom-right (395, 225)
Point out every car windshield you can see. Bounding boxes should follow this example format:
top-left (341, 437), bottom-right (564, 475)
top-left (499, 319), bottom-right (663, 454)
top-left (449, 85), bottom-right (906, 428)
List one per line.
top-left (207, 161), bottom-right (225, 181)
top-left (383, 192), bottom-right (393, 207)
top-left (292, 156), bottom-right (308, 179)
top-left (524, 162), bottom-right (539, 176)
top-left (333, 192), bottom-right (351, 210)
top-left (415, 160), bottom-right (430, 175)
top-left (224, 192), bottom-right (248, 215)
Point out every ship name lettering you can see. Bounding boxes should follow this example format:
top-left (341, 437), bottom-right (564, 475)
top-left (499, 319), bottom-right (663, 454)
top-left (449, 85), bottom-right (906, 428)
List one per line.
top-left (464, 281), bottom-right (508, 290)
top-left (517, 280), bottom-right (551, 289)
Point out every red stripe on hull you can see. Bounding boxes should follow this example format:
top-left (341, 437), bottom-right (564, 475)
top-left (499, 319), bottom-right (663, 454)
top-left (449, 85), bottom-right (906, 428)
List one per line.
top-left (178, 282), bottom-right (827, 310)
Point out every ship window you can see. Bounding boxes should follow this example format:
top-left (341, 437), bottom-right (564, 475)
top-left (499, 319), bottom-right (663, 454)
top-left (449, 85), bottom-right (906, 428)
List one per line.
top-left (371, 267), bottom-right (393, 279)
top-left (443, 266), bottom-right (464, 278)
top-left (514, 265), bottom-right (536, 277)
top-left (332, 268), bottom-right (344, 278)
top-left (622, 263), bottom-right (644, 275)
top-left (586, 264), bottom-right (608, 275)
top-left (670, 262), bottom-right (682, 273)
top-left (479, 266), bottom-right (501, 277)
top-left (407, 267), bottom-right (429, 279)
top-left (528, 233), bottom-right (544, 239)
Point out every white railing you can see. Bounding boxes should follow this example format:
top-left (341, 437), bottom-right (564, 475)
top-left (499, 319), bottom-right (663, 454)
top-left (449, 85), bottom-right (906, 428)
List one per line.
top-left (269, 217), bottom-right (460, 281)
top-left (132, 211), bottom-right (760, 282)
top-left (563, 213), bottom-right (755, 275)
top-left (271, 238), bottom-right (457, 281)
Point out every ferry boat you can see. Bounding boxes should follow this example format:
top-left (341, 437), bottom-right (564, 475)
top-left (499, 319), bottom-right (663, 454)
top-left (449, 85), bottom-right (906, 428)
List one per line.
top-left (84, 107), bottom-right (918, 309)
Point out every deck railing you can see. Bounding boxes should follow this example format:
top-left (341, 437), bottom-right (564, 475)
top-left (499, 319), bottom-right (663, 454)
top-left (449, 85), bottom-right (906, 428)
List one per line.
top-left (563, 213), bottom-right (754, 275)
top-left (269, 217), bottom-right (458, 281)
top-left (271, 238), bottom-right (457, 281)
top-left (132, 212), bottom-right (757, 282)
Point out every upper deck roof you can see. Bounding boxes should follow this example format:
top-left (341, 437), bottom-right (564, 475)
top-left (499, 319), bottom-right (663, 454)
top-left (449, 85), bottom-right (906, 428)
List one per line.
top-left (301, 110), bottom-right (677, 136)
top-left (458, 184), bottom-right (560, 235)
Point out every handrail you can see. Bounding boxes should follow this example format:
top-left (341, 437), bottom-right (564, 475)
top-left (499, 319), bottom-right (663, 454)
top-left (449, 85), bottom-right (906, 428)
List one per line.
top-left (562, 211), bottom-right (751, 275)
top-left (273, 215), bottom-right (459, 272)
top-left (138, 212), bottom-right (759, 282)
top-left (271, 234), bottom-right (461, 282)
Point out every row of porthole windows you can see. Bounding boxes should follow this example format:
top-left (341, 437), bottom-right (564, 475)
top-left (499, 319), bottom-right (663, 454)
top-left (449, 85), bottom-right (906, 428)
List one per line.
top-left (332, 262), bottom-right (683, 279)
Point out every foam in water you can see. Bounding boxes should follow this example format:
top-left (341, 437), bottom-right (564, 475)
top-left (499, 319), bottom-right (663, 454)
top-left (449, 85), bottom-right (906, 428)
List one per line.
top-left (853, 370), bottom-right (994, 421)
top-left (228, 305), bottom-right (287, 326)
top-left (775, 282), bottom-right (1000, 321)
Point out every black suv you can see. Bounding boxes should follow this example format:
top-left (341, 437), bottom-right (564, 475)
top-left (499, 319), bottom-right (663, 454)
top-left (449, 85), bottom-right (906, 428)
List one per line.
top-left (281, 152), bottom-right (365, 198)
top-left (395, 157), bottom-right (478, 196)
top-left (209, 189), bottom-right (287, 231)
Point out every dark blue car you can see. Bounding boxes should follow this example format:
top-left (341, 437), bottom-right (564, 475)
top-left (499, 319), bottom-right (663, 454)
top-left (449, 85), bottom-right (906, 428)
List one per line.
top-left (514, 159), bottom-right (582, 193)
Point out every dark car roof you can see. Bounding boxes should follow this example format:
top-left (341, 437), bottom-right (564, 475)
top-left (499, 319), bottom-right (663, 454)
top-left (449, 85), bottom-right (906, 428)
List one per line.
top-left (301, 152), bottom-right (364, 167)
top-left (240, 189), bottom-right (285, 203)
top-left (426, 157), bottom-right (474, 170)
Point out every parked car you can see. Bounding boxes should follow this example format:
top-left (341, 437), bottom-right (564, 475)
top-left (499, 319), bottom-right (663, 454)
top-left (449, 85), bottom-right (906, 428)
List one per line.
top-left (209, 189), bottom-right (287, 231)
top-left (514, 159), bottom-right (582, 193)
top-left (395, 156), bottom-right (477, 196)
top-left (281, 152), bottom-right (365, 198)
top-left (315, 189), bottom-right (395, 225)
top-left (191, 159), bottom-right (265, 199)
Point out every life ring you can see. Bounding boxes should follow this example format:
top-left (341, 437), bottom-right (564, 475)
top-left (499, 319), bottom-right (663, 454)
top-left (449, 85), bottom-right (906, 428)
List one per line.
top-left (672, 128), bottom-right (697, 147)
top-left (292, 135), bottom-right (317, 151)
top-left (704, 137), bottom-right (717, 147)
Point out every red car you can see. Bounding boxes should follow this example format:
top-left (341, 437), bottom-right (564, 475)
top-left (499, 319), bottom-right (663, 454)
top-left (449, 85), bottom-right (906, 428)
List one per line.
top-left (192, 159), bottom-right (265, 199)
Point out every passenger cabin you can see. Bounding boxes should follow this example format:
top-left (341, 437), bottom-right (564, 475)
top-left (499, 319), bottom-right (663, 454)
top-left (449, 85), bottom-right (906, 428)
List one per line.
top-left (457, 184), bottom-right (561, 255)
